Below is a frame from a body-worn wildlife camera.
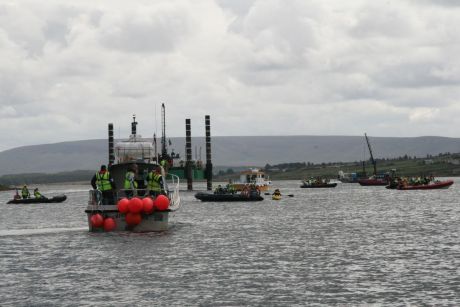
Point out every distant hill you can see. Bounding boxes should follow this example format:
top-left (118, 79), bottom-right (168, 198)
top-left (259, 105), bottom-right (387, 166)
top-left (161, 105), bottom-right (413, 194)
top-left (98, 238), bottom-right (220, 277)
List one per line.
top-left (0, 135), bottom-right (460, 175)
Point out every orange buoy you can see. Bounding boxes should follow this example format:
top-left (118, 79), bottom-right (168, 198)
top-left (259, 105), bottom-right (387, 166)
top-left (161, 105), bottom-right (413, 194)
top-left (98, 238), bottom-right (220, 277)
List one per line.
top-left (142, 197), bottom-right (154, 214)
top-left (155, 195), bottom-right (170, 211)
top-left (128, 197), bottom-right (143, 213)
top-left (125, 212), bottom-right (142, 226)
top-left (103, 217), bottom-right (116, 231)
top-left (90, 213), bottom-right (104, 228)
top-left (117, 198), bottom-right (129, 213)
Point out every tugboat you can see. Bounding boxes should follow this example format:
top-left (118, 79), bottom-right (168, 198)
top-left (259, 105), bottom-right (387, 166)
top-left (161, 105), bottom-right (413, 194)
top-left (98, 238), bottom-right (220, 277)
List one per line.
top-left (85, 116), bottom-right (181, 232)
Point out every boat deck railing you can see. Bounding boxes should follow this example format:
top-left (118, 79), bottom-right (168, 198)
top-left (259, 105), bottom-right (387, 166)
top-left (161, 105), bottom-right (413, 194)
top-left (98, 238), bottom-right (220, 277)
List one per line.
top-left (88, 175), bottom-right (181, 211)
top-left (167, 173), bottom-right (181, 212)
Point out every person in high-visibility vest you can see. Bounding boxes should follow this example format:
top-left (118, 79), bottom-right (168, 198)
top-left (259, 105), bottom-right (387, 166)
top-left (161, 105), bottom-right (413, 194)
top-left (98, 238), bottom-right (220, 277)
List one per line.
top-left (123, 164), bottom-right (138, 198)
top-left (33, 188), bottom-right (45, 199)
top-left (21, 185), bottom-right (30, 199)
top-left (147, 166), bottom-right (164, 197)
top-left (91, 165), bottom-right (116, 205)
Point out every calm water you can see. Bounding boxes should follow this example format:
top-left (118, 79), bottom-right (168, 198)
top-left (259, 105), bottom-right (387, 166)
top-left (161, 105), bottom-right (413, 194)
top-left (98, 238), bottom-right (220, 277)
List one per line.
top-left (0, 180), bottom-right (459, 306)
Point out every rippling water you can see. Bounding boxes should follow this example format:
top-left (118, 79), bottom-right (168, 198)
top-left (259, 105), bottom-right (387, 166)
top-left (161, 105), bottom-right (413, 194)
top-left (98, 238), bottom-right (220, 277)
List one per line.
top-left (0, 180), bottom-right (459, 306)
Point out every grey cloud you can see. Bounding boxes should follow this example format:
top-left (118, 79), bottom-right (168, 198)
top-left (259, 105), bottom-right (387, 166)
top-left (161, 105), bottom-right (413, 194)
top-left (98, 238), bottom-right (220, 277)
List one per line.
top-left (99, 9), bottom-right (191, 53)
top-left (409, 0), bottom-right (460, 7)
top-left (215, 0), bottom-right (257, 15)
top-left (350, 5), bottom-right (416, 39)
top-left (374, 62), bottom-right (460, 88)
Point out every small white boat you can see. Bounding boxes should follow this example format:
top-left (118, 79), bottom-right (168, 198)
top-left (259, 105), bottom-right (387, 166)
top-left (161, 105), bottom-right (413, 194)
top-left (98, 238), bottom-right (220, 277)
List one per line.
top-left (230, 168), bottom-right (272, 191)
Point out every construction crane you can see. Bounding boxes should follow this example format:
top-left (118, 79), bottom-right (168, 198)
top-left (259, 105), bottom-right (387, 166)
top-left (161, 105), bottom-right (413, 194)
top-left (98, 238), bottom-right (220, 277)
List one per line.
top-left (364, 133), bottom-right (377, 176)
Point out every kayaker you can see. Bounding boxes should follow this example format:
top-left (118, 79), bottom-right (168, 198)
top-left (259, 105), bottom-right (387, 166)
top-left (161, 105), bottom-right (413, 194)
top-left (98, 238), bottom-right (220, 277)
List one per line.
top-left (21, 185), bottom-right (30, 199)
top-left (272, 189), bottom-right (281, 196)
top-left (147, 166), bottom-right (164, 197)
top-left (34, 188), bottom-right (45, 199)
top-left (91, 165), bottom-right (116, 205)
top-left (124, 164), bottom-right (138, 198)
top-left (13, 189), bottom-right (21, 200)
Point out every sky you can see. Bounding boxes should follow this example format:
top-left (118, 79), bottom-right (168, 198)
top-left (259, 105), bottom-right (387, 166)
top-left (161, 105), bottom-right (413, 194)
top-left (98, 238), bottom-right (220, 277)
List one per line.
top-left (1, 0), bottom-right (460, 151)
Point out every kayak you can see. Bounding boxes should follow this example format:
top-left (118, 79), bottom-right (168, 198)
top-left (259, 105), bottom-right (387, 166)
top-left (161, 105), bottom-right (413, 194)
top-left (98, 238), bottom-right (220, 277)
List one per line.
top-left (396, 180), bottom-right (454, 190)
top-left (300, 183), bottom-right (337, 188)
top-left (7, 194), bottom-right (67, 204)
top-left (272, 194), bottom-right (281, 200)
top-left (195, 192), bottom-right (263, 202)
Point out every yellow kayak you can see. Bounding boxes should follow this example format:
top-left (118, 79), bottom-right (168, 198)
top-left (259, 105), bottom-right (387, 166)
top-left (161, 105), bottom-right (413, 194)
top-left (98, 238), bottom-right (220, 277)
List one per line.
top-left (272, 194), bottom-right (282, 200)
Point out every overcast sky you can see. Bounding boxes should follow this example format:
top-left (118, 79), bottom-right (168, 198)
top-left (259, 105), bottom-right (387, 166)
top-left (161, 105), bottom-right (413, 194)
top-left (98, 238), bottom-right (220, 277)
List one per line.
top-left (1, 0), bottom-right (460, 151)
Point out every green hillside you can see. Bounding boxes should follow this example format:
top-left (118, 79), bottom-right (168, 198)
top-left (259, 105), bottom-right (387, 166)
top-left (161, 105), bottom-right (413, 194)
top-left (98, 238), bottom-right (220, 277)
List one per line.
top-left (263, 153), bottom-right (460, 180)
top-left (214, 153), bottom-right (460, 181)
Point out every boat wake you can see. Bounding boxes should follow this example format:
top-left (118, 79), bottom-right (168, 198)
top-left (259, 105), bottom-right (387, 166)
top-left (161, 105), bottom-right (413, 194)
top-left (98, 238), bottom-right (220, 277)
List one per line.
top-left (0, 227), bottom-right (87, 237)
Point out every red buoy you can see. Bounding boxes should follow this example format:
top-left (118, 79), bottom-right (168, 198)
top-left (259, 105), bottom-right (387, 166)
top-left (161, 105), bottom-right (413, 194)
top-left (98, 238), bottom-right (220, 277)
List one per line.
top-left (155, 195), bottom-right (170, 211)
top-left (125, 212), bottom-right (142, 226)
top-left (128, 197), bottom-right (143, 213)
top-left (90, 213), bottom-right (104, 228)
top-left (103, 217), bottom-right (116, 231)
top-left (142, 197), bottom-right (154, 214)
top-left (117, 198), bottom-right (129, 213)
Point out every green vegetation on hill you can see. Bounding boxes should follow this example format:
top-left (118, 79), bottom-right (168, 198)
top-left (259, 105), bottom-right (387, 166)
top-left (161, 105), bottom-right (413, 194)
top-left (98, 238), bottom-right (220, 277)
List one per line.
top-left (0, 170), bottom-right (94, 186)
top-left (1, 153), bottom-right (459, 185)
top-left (263, 153), bottom-right (460, 180)
top-left (214, 153), bottom-right (460, 181)
top-left (0, 184), bottom-right (13, 191)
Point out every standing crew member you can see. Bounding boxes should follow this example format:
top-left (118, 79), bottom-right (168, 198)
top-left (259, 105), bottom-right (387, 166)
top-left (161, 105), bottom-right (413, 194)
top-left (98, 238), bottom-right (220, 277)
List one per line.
top-left (124, 164), bottom-right (138, 198)
top-left (91, 165), bottom-right (116, 205)
top-left (147, 166), bottom-right (164, 197)
top-left (21, 185), bottom-right (30, 199)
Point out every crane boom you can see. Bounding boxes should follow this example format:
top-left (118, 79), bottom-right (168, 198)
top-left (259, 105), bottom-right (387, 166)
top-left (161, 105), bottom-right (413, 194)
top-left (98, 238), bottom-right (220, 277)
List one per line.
top-left (364, 133), bottom-right (377, 175)
top-left (161, 103), bottom-right (167, 157)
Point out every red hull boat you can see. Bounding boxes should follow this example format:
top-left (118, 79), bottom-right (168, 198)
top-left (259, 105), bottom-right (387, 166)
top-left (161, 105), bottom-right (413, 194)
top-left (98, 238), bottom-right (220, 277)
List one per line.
top-left (358, 178), bottom-right (388, 186)
top-left (397, 180), bottom-right (454, 190)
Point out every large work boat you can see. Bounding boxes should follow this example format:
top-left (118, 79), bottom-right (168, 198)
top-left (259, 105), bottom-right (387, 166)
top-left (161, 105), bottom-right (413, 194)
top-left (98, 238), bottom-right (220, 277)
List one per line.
top-left (85, 116), bottom-right (181, 232)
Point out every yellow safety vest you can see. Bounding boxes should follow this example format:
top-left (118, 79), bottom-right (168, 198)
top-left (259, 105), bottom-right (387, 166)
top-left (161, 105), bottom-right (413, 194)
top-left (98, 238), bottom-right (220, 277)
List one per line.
top-left (124, 171), bottom-right (138, 189)
top-left (147, 172), bottom-right (162, 192)
top-left (22, 187), bottom-right (30, 198)
top-left (96, 171), bottom-right (112, 191)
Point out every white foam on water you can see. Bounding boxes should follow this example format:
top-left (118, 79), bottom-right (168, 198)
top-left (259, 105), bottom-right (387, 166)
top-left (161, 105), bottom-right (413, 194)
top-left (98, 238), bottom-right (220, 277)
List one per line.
top-left (0, 227), bottom-right (87, 237)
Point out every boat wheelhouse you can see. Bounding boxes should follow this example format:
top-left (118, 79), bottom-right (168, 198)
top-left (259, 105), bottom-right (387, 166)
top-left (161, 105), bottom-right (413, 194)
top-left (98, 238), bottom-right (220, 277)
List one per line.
top-left (231, 168), bottom-right (272, 191)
